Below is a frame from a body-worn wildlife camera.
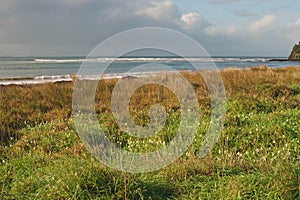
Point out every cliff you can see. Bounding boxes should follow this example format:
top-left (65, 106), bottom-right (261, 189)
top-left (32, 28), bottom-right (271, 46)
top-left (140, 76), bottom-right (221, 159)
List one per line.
top-left (288, 42), bottom-right (300, 61)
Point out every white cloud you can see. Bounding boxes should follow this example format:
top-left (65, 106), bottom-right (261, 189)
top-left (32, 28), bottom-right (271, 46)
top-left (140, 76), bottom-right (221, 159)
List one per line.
top-left (227, 26), bottom-right (236, 35)
top-left (180, 12), bottom-right (209, 31)
top-left (249, 14), bottom-right (277, 34)
top-left (295, 17), bottom-right (300, 26)
top-left (135, 0), bottom-right (180, 22)
top-left (285, 17), bottom-right (300, 42)
top-left (204, 27), bottom-right (218, 36)
top-left (204, 25), bottom-right (236, 37)
top-left (287, 17), bottom-right (300, 28)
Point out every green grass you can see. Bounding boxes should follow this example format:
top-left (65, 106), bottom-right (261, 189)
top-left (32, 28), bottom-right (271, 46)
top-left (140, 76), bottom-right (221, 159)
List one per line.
top-left (0, 67), bottom-right (300, 199)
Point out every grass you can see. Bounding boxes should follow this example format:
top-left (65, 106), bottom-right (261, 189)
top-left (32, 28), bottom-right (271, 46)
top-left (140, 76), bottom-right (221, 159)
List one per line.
top-left (0, 66), bottom-right (300, 199)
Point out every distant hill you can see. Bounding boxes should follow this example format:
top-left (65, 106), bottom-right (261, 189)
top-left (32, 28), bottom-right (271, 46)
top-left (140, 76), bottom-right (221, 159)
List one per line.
top-left (288, 42), bottom-right (300, 61)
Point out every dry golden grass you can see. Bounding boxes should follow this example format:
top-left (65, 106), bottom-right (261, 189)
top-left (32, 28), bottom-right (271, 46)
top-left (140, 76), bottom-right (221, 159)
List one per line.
top-left (1, 66), bottom-right (300, 144)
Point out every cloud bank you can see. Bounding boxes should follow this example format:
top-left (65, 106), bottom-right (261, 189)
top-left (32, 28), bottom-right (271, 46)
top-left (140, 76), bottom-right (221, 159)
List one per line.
top-left (0, 0), bottom-right (299, 56)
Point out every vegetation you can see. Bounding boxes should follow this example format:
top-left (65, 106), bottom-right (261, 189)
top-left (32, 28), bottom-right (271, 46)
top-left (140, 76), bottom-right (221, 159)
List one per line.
top-left (288, 41), bottom-right (300, 61)
top-left (0, 66), bottom-right (300, 199)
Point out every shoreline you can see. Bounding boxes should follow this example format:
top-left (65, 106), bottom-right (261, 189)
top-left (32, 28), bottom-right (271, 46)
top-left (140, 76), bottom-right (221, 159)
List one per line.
top-left (0, 66), bottom-right (299, 86)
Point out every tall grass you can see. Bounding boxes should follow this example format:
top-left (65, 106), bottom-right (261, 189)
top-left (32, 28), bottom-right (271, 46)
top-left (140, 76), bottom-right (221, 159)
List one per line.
top-left (0, 66), bottom-right (299, 199)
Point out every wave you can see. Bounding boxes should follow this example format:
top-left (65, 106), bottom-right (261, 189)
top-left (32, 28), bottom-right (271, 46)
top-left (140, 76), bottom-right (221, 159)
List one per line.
top-left (34, 75), bottom-right (72, 80)
top-left (0, 70), bottom-right (193, 85)
top-left (32, 57), bottom-right (271, 63)
top-left (34, 58), bottom-right (88, 63)
top-left (34, 58), bottom-right (188, 63)
top-left (0, 71), bottom-right (163, 85)
top-left (0, 75), bottom-right (72, 85)
top-left (211, 58), bottom-right (269, 62)
top-left (76, 71), bottom-right (164, 80)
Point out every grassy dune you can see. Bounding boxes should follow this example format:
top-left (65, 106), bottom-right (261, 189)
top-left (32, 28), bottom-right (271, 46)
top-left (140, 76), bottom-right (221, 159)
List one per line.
top-left (0, 66), bottom-right (300, 199)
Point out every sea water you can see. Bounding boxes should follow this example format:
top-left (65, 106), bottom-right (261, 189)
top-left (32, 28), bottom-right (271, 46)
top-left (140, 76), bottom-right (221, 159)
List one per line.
top-left (0, 56), bottom-right (299, 85)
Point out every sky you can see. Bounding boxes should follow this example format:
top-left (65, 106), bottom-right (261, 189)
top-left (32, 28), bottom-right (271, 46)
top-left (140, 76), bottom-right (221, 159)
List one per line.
top-left (0, 0), bottom-right (300, 57)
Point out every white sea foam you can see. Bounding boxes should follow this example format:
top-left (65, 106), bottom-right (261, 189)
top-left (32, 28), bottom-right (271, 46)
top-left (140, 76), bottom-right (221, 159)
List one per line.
top-left (34, 75), bottom-right (72, 80)
top-left (34, 59), bottom-right (88, 63)
top-left (32, 57), bottom-right (271, 64)
top-left (0, 71), bottom-right (166, 85)
top-left (0, 77), bottom-right (72, 85)
top-left (76, 71), bottom-right (163, 81)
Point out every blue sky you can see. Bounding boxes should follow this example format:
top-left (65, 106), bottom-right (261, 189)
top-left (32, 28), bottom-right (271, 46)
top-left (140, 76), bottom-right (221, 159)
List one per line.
top-left (0, 0), bottom-right (299, 56)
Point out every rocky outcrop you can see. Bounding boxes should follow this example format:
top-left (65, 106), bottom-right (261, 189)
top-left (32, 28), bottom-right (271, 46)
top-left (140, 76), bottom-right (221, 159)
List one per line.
top-left (288, 42), bottom-right (300, 61)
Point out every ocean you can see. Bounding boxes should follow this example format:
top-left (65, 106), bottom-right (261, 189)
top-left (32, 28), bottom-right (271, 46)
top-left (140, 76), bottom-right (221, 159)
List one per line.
top-left (0, 56), bottom-right (300, 85)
